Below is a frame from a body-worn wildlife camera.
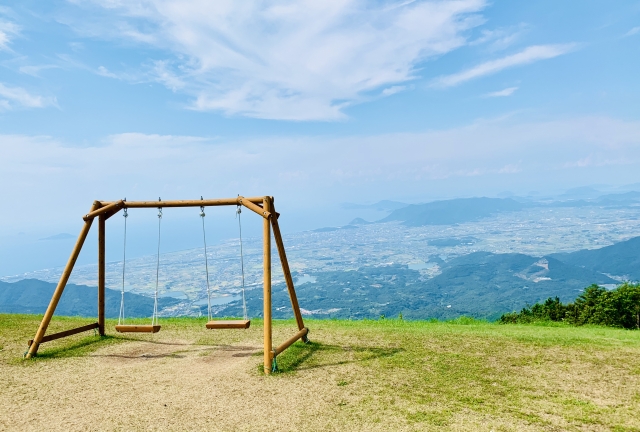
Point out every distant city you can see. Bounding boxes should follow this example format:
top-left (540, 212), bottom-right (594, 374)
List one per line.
top-left (4, 190), bottom-right (640, 318)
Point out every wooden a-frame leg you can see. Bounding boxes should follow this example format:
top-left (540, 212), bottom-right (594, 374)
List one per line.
top-left (98, 214), bottom-right (106, 336)
top-left (270, 201), bottom-right (307, 341)
top-left (25, 201), bottom-right (101, 359)
top-left (263, 197), bottom-right (273, 374)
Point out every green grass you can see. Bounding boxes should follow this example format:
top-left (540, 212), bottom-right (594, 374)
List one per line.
top-left (271, 318), bottom-right (640, 429)
top-left (2, 314), bottom-right (640, 430)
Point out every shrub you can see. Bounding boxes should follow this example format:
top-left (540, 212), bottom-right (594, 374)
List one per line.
top-left (499, 283), bottom-right (640, 329)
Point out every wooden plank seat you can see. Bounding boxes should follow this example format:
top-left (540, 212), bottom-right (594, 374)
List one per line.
top-left (115, 325), bottom-right (161, 333)
top-left (206, 320), bottom-right (251, 329)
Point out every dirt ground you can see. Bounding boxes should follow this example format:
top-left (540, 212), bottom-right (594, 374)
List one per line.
top-left (1, 322), bottom-right (364, 431)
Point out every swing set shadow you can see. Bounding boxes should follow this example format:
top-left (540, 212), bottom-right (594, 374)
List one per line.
top-left (24, 195), bottom-right (310, 374)
top-left (271, 341), bottom-right (405, 373)
top-left (30, 334), bottom-right (122, 360)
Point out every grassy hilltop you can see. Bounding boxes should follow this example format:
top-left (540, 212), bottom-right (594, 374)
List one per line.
top-left (2, 314), bottom-right (640, 430)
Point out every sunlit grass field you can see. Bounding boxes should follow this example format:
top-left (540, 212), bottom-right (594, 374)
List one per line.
top-left (2, 314), bottom-right (640, 431)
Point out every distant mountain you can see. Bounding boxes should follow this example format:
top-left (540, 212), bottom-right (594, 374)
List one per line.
top-left (595, 191), bottom-right (640, 204)
top-left (368, 193), bottom-right (640, 228)
top-left (341, 200), bottom-right (409, 212)
top-left (559, 186), bottom-right (602, 200)
top-left (550, 236), bottom-right (640, 281)
top-left (380, 197), bottom-right (524, 226)
top-left (597, 191), bottom-right (640, 201)
top-left (348, 217), bottom-right (372, 225)
top-left (543, 191), bottom-right (640, 208)
top-left (0, 279), bottom-right (181, 317)
top-left (218, 251), bottom-right (616, 321)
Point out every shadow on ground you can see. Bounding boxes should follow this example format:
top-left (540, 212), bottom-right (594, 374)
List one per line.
top-left (31, 335), bottom-right (124, 360)
top-left (273, 341), bottom-right (404, 373)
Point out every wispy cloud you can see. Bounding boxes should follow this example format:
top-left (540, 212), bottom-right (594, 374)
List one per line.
top-left (0, 18), bottom-right (20, 51)
top-left (381, 86), bottom-right (406, 96)
top-left (484, 86), bottom-right (518, 97)
top-left (64, 0), bottom-right (488, 120)
top-left (96, 66), bottom-right (121, 79)
top-left (433, 44), bottom-right (575, 88)
top-left (19, 65), bottom-right (59, 77)
top-left (470, 23), bottom-right (529, 51)
top-left (625, 26), bottom-right (640, 37)
top-left (0, 83), bottom-right (57, 110)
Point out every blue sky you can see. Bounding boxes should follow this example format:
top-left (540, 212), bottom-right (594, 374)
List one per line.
top-left (1, 1), bottom-right (640, 274)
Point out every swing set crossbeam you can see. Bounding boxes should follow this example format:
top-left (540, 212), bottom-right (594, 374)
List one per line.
top-left (25, 195), bottom-right (308, 374)
top-left (85, 197), bottom-right (270, 221)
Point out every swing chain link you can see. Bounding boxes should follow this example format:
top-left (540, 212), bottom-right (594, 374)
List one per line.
top-left (200, 196), bottom-right (205, 217)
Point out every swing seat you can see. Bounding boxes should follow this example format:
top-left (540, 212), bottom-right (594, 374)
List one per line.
top-left (115, 325), bottom-right (161, 333)
top-left (206, 320), bottom-right (250, 329)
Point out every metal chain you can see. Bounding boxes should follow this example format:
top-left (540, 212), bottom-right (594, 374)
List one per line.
top-left (237, 205), bottom-right (248, 321)
top-left (200, 197), bottom-right (212, 321)
top-left (118, 205), bottom-right (128, 326)
top-left (153, 199), bottom-right (162, 327)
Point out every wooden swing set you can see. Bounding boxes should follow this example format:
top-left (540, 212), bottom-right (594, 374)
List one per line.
top-left (25, 196), bottom-right (309, 374)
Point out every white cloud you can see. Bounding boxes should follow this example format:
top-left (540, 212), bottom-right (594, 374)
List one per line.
top-left (484, 86), bottom-right (518, 97)
top-left (68, 0), bottom-right (487, 120)
top-left (0, 83), bottom-right (57, 110)
top-left (0, 18), bottom-right (20, 51)
top-left (2, 115), bottom-right (640, 232)
top-left (625, 26), bottom-right (640, 37)
top-left (19, 65), bottom-right (60, 77)
top-left (96, 65), bottom-right (120, 79)
top-left (470, 23), bottom-right (529, 51)
top-left (433, 44), bottom-right (575, 87)
top-left (381, 86), bottom-right (406, 96)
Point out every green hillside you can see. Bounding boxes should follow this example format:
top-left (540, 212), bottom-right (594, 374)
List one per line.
top-left (551, 236), bottom-right (640, 281)
top-left (220, 252), bottom-right (615, 321)
top-left (2, 314), bottom-right (639, 430)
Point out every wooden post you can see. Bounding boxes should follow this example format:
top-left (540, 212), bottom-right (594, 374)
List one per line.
top-left (98, 214), bottom-right (106, 336)
top-left (263, 196), bottom-right (272, 374)
top-left (25, 201), bottom-right (101, 359)
top-left (271, 202), bottom-right (306, 336)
